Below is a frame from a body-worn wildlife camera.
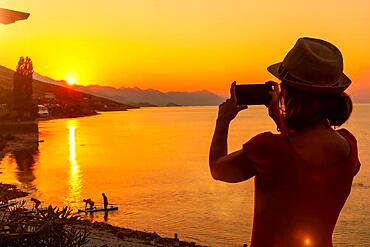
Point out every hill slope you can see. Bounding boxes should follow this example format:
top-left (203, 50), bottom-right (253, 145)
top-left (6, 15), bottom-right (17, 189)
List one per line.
top-left (0, 65), bottom-right (135, 117)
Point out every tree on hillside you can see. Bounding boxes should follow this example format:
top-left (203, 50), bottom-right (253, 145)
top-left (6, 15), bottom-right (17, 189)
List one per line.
top-left (12, 57), bottom-right (37, 120)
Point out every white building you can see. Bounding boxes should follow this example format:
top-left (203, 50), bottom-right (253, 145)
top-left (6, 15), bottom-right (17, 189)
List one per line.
top-left (38, 105), bottom-right (49, 118)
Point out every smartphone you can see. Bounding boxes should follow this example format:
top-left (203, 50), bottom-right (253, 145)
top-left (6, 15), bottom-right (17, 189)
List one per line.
top-left (235, 83), bottom-right (273, 105)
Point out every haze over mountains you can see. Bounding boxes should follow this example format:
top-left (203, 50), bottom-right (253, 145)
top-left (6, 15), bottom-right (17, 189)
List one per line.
top-left (34, 73), bottom-right (225, 107)
top-left (31, 72), bottom-right (370, 105)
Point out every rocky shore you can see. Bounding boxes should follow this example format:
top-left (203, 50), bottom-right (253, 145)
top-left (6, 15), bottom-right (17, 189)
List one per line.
top-left (81, 221), bottom-right (204, 247)
top-left (0, 183), bottom-right (29, 201)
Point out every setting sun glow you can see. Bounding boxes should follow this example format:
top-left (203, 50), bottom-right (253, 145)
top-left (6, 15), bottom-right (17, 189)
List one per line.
top-left (66, 77), bottom-right (76, 86)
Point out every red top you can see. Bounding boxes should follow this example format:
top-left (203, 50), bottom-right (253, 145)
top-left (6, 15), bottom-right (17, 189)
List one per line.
top-left (242, 129), bottom-right (361, 247)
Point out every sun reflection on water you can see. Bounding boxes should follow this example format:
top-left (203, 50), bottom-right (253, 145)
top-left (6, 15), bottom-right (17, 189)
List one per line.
top-left (66, 120), bottom-right (82, 208)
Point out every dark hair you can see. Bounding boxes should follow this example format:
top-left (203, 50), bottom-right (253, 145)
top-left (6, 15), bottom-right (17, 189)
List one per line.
top-left (280, 82), bottom-right (353, 131)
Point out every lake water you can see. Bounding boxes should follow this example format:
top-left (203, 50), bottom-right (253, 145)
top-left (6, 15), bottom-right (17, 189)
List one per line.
top-left (0, 105), bottom-right (369, 246)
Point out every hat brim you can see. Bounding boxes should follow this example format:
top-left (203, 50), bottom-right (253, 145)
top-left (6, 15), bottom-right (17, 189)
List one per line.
top-left (267, 62), bottom-right (351, 95)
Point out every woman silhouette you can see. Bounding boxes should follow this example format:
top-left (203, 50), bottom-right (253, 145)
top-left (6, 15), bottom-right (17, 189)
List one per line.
top-left (209, 37), bottom-right (361, 247)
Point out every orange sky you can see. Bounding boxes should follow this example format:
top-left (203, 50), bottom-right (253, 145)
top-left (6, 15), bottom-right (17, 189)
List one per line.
top-left (1, 0), bottom-right (370, 95)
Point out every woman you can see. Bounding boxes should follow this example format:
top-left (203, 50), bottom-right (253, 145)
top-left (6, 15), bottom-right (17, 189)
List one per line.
top-left (209, 37), bottom-right (361, 246)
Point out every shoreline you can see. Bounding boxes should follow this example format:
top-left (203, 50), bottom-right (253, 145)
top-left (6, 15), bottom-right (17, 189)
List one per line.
top-left (0, 183), bottom-right (205, 247)
top-left (81, 221), bottom-right (204, 247)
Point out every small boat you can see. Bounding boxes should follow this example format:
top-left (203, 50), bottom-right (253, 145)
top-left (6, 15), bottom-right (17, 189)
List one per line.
top-left (0, 201), bottom-right (17, 209)
top-left (78, 205), bottom-right (118, 213)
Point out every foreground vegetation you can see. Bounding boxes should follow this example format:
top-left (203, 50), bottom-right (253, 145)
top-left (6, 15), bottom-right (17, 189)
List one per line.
top-left (0, 202), bottom-right (90, 247)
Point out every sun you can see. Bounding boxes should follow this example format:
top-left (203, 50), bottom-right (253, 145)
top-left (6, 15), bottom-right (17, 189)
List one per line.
top-left (66, 77), bottom-right (76, 86)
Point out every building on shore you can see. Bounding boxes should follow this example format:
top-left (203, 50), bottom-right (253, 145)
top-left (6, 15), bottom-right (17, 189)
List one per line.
top-left (37, 105), bottom-right (49, 118)
top-left (44, 92), bottom-right (56, 101)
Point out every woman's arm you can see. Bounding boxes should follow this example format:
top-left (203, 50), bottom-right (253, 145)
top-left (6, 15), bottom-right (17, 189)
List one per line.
top-left (209, 82), bottom-right (254, 183)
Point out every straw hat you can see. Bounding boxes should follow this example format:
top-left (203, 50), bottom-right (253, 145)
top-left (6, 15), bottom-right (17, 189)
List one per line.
top-left (267, 37), bottom-right (351, 94)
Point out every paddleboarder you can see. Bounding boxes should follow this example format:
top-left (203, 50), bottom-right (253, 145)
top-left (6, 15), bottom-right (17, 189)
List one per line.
top-left (102, 193), bottom-right (108, 211)
top-left (31, 197), bottom-right (41, 210)
top-left (83, 198), bottom-right (95, 210)
top-left (0, 195), bottom-right (9, 204)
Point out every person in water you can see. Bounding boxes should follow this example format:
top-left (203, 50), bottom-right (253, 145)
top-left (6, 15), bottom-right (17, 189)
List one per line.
top-left (0, 195), bottom-right (9, 204)
top-left (102, 193), bottom-right (108, 211)
top-left (31, 197), bottom-right (41, 210)
top-left (209, 37), bottom-right (361, 246)
top-left (83, 198), bottom-right (95, 210)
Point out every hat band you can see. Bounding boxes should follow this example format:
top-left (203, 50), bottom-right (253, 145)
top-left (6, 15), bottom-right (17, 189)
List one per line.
top-left (278, 64), bottom-right (339, 87)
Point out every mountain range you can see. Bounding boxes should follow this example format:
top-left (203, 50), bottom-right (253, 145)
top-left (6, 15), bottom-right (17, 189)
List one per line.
top-left (33, 73), bottom-right (225, 107)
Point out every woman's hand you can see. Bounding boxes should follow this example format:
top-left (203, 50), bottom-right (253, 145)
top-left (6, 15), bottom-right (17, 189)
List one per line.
top-left (217, 81), bottom-right (248, 123)
top-left (265, 81), bottom-right (281, 129)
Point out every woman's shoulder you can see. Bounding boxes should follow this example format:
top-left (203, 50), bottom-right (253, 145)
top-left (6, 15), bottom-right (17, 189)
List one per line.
top-left (242, 132), bottom-right (291, 169)
top-left (243, 131), bottom-right (286, 151)
top-left (336, 128), bottom-right (361, 175)
top-left (248, 131), bottom-right (284, 142)
top-left (336, 128), bottom-right (357, 143)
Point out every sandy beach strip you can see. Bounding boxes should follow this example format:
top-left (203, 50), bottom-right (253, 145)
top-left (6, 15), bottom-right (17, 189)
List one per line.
top-left (79, 221), bottom-right (204, 247)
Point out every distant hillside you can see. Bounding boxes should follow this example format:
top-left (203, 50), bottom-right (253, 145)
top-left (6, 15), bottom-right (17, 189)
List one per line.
top-left (33, 73), bottom-right (224, 107)
top-left (75, 86), bottom-right (224, 107)
top-left (0, 66), bottom-right (135, 117)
